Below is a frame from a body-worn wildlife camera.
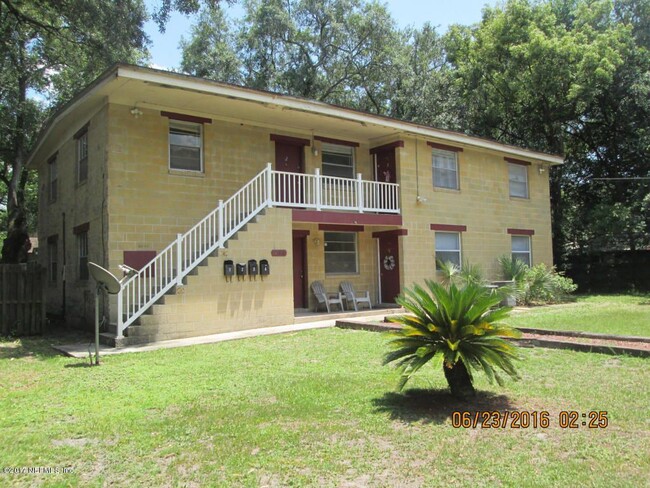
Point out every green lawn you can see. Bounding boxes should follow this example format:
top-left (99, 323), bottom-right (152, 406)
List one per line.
top-left (508, 294), bottom-right (650, 337)
top-left (0, 326), bottom-right (648, 487)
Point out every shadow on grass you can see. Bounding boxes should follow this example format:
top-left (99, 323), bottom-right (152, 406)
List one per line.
top-left (372, 388), bottom-right (517, 425)
top-left (64, 361), bottom-right (97, 368)
top-left (0, 326), bottom-right (93, 361)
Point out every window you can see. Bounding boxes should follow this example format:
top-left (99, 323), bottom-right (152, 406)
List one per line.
top-left (322, 143), bottom-right (354, 179)
top-left (511, 235), bottom-right (531, 266)
top-left (432, 149), bottom-right (459, 190)
top-left (435, 232), bottom-right (461, 269)
top-left (77, 231), bottom-right (89, 280)
top-left (324, 232), bottom-right (358, 274)
top-left (48, 155), bottom-right (58, 202)
top-left (169, 121), bottom-right (202, 172)
top-left (47, 237), bottom-right (58, 284)
top-left (76, 130), bottom-right (88, 183)
top-left (509, 163), bottom-right (528, 198)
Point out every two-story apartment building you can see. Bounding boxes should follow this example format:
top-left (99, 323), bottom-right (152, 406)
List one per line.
top-left (28, 64), bottom-right (562, 346)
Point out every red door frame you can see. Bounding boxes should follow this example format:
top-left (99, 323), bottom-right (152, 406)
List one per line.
top-left (371, 142), bottom-right (401, 184)
top-left (292, 230), bottom-right (309, 308)
top-left (274, 138), bottom-right (306, 205)
top-left (373, 229), bottom-right (407, 304)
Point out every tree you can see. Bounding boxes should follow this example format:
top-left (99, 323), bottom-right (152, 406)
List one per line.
top-left (384, 281), bottom-right (521, 398)
top-left (183, 0), bottom-right (401, 113)
top-left (389, 23), bottom-right (462, 130)
top-left (443, 0), bottom-right (649, 264)
top-left (0, 0), bottom-right (231, 263)
top-left (180, 5), bottom-right (242, 83)
top-left (0, 0), bottom-right (151, 262)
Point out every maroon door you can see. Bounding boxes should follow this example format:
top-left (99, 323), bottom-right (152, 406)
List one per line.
top-left (275, 142), bottom-right (304, 205)
top-left (374, 147), bottom-right (396, 183)
top-left (292, 232), bottom-right (308, 308)
top-left (378, 235), bottom-right (400, 303)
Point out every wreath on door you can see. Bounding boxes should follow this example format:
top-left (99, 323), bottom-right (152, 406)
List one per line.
top-left (383, 255), bottom-right (396, 271)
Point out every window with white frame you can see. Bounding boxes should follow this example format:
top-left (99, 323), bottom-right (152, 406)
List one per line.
top-left (48, 238), bottom-right (58, 284)
top-left (76, 130), bottom-right (88, 183)
top-left (322, 143), bottom-right (354, 179)
top-left (48, 156), bottom-right (58, 203)
top-left (511, 235), bottom-right (531, 266)
top-left (432, 149), bottom-right (459, 190)
top-left (508, 163), bottom-right (528, 198)
top-left (169, 121), bottom-right (203, 172)
top-left (435, 232), bottom-right (461, 269)
top-left (77, 231), bottom-right (89, 280)
top-left (324, 231), bottom-right (358, 274)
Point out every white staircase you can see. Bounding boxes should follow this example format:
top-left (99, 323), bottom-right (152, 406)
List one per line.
top-left (107, 163), bottom-right (400, 345)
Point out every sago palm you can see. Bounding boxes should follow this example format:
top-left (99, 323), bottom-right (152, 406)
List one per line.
top-left (383, 280), bottom-right (522, 398)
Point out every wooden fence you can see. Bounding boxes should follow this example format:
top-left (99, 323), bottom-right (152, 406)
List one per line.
top-left (0, 263), bottom-right (47, 336)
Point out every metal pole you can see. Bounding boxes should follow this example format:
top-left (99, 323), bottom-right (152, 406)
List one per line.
top-left (94, 285), bottom-right (100, 365)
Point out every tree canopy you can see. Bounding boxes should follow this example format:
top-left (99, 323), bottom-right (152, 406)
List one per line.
top-left (1, 0), bottom-right (648, 269)
top-left (0, 0), bottom-right (219, 262)
top-left (179, 0), bottom-right (649, 262)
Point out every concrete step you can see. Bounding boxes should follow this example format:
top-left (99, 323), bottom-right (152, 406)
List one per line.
top-left (101, 208), bottom-right (271, 348)
top-left (99, 332), bottom-right (128, 348)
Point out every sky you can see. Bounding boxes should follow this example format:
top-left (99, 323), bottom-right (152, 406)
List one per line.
top-left (145, 0), bottom-right (497, 70)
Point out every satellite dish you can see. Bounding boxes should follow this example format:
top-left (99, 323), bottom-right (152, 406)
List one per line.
top-left (88, 262), bottom-right (121, 295)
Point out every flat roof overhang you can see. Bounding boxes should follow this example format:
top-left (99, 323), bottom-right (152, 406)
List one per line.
top-left (28, 64), bottom-right (565, 168)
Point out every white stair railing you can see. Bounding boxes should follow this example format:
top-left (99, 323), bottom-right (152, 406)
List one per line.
top-left (116, 163), bottom-right (400, 338)
top-left (117, 165), bottom-right (273, 338)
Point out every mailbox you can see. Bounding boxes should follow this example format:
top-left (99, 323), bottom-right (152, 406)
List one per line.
top-left (224, 260), bottom-right (234, 277)
top-left (248, 259), bottom-right (258, 276)
top-left (260, 259), bottom-right (270, 276)
top-left (236, 263), bottom-right (247, 276)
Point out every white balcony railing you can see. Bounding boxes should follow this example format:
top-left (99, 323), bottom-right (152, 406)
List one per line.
top-left (116, 164), bottom-right (400, 338)
top-left (272, 168), bottom-right (400, 214)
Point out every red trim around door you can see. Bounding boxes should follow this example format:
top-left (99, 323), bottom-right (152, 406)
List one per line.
top-left (370, 141), bottom-right (404, 154)
top-left (372, 229), bottom-right (408, 238)
top-left (270, 134), bottom-right (311, 146)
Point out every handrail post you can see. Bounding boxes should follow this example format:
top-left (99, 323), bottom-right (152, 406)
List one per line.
top-left (357, 173), bottom-right (364, 213)
top-left (175, 233), bottom-right (183, 287)
top-left (116, 288), bottom-right (124, 339)
top-left (217, 199), bottom-right (224, 247)
top-left (266, 162), bottom-right (273, 207)
top-left (315, 168), bottom-right (321, 211)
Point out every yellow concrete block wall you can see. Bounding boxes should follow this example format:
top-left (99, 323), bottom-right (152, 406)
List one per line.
top-left (140, 207), bottom-right (294, 336)
top-left (294, 223), bottom-right (379, 310)
top-left (38, 105), bottom-right (109, 328)
top-left (397, 137), bottom-right (553, 287)
top-left (105, 104), bottom-right (377, 274)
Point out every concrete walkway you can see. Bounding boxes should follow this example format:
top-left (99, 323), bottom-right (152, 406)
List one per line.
top-left (53, 313), bottom-right (393, 359)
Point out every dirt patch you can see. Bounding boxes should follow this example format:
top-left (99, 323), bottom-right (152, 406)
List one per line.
top-left (52, 437), bottom-right (97, 448)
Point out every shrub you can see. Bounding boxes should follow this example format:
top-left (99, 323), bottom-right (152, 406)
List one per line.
top-left (384, 281), bottom-right (522, 398)
top-left (437, 260), bottom-right (486, 288)
top-left (498, 256), bottom-right (578, 305)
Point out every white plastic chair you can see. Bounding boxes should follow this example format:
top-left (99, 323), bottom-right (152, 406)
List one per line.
top-left (311, 281), bottom-right (344, 313)
top-left (340, 281), bottom-right (372, 311)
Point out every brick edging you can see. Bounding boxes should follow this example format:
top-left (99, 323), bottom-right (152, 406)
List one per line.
top-left (516, 327), bottom-right (650, 344)
top-left (335, 320), bottom-right (650, 358)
